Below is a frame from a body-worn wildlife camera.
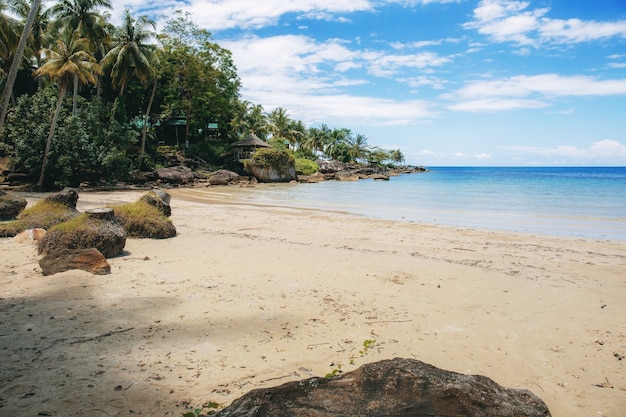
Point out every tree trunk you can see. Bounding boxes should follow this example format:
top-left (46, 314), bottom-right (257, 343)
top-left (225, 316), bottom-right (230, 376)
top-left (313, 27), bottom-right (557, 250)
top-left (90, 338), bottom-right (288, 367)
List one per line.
top-left (72, 74), bottom-right (78, 115)
top-left (138, 76), bottom-right (157, 169)
top-left (38, 87), bottom-right (66, 187)
top-left (0, 0), bottom-right (42, 139)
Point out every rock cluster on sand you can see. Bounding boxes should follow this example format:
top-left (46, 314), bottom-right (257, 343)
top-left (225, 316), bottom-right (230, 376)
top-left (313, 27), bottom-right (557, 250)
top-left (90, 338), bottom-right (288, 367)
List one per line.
top-left (215, 358), bottom-right (552, 417)
top-left (1, 188), bottom-right (177, 275)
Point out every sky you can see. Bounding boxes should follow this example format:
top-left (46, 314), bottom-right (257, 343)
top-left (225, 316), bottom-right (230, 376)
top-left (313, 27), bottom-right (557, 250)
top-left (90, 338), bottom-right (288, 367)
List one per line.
top-left (108, 0), bottom-right (626, 166)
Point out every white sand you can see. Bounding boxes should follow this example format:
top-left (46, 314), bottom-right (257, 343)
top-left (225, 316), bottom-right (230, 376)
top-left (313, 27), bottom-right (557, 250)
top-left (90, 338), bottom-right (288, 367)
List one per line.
top-left (1, 187), bottom-right (625, 416)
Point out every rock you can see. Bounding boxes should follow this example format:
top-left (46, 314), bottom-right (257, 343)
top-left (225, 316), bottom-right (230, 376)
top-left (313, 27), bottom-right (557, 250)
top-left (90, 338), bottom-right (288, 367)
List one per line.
top-left (38, 208), bottom-right (126, 258)
top-left (154, 165), bottom-right (195, 184)
top-left (44, 187), bottom-right (79, 209)
top-left (316, 159), bottom-right (347, 174)
top-left (140, 189), bottom-right (172, 217)
top-left (12, 228), bottom-right (46, 244)
top-left (214, 358), bottom-right (552, 417)
top-left (0, 190), bottom-right (27, 220)
top-left (39, 248), bottom-right (111, 276)
top-left (4, 172), bottom-right (31, 185)
top-left (335, 170), bottom-right (360, 181)
top-left (246, 163), bottom-right (296, 183)
top-left (369, 173), bottom-right (390, 180)
top-left (209, 170), bottom-right (241, 186)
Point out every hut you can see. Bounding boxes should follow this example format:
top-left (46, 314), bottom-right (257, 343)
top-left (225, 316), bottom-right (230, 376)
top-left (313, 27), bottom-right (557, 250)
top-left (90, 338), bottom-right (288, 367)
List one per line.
top-left (232, 133), bottom-right (271, 161)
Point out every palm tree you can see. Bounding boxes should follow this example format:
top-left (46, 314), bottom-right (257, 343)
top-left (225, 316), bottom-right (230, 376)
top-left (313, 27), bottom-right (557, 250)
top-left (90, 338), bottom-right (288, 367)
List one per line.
top-left (101, 9), bottom-right (156, 96)
top-left (10, 0), bottom-right (51, 68)
top-left (101, 9), bottom-right (157, 168)
top-left (48, 0), bottom-right (111, 113)
top-left (389, 149), bottom-right (405, 165)
top-left (349, 133), bottom-right (369, 164)
top-left (268, 106), bottom-right (297, 148)
top-left (303, 124), bottom-right (330, 157)
top-left (33, 31), bottom-right (101, 186)
top-left (324, 128), bottom-right (351, 160)
top-left (246, 103), bottom-right (268, 140)
top-left (0, 0), bottom-right (37, 138)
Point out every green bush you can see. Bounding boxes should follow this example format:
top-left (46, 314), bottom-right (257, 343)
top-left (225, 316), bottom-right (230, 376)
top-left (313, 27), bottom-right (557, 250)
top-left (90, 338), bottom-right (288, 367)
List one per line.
top-left (5, 88), bottom-right (137, 187)
top-left (295, 158), bottom-right (319, 175)
top-left (246, 148), bottom-right (295, 170)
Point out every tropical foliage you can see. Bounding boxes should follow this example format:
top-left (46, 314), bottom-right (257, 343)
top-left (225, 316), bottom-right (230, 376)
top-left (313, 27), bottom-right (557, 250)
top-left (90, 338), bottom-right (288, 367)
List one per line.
top-left (0, 3), bottom-right (408, 188)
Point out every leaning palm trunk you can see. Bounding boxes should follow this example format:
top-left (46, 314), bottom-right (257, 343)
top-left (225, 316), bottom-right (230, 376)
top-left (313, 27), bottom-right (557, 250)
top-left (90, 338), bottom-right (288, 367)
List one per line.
top-left (0, 0), bottom-right (42, 138)
top-left (138, 77), bottom-right (157, 169)
top-left (72, 74), bottom-right (78, 115)
top-left (37, 86), bottom-right (66, 187)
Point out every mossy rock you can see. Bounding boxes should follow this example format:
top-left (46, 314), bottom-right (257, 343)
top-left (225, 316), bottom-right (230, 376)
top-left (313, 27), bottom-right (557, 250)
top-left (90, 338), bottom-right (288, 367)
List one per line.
top-left (0, 190), bottom-right (27, 221)
top-left (38, 211), bottom-right (126, 258)
top-left (112, 200), bottom-right (176, 239)
top-left (0, 200), bottom-right (79, 238)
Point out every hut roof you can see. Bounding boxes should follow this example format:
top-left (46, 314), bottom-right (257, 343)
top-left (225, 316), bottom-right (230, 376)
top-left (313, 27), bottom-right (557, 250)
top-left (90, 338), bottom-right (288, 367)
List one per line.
top-left (232, 133), bottom-right (271, 148)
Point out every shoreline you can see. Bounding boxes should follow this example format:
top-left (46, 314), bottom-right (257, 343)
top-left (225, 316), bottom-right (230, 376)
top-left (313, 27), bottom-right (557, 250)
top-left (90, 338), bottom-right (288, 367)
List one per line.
top-left (1, 189), bottom-right (625, 416)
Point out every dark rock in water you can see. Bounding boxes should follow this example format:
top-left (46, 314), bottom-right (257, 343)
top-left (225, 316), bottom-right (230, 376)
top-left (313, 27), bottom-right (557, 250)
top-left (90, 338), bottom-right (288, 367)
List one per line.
top-left (38, 208), bottom-right (126, 258)
top-left (214, 358), bottom-right (552, 417)
top-left (209, 169), bottom-right (241, 186)
top-left (154, 165), bottom-right (195, 184)
top-left (140, 189), bottom-right (172, 217)
top-left (39, 248), bottom-right (111, 276)
top-left (0, 190), bottom-right (27, 220)
top-left (44, 187), bottom-right (79, 209)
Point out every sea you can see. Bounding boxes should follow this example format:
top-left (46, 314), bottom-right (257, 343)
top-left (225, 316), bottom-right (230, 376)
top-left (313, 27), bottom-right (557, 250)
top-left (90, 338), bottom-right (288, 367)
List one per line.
top-left (231, 167), bottom-right (626, 241)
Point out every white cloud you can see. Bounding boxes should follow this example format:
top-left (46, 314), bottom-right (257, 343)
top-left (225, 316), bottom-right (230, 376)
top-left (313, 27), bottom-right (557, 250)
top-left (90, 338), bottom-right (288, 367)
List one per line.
top-left (219, 34), bottom-right (442, 125)
top-left (446, 74), bottom-right (626, 112)
top-left (506, 140), bottom-right (626, 163)
top-left (464, 0), bottom-right (626, 46)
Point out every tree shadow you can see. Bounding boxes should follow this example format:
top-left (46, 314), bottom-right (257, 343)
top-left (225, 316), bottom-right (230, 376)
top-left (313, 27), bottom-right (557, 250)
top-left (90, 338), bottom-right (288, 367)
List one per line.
top-left (0, 272), bottom-right (305, 416)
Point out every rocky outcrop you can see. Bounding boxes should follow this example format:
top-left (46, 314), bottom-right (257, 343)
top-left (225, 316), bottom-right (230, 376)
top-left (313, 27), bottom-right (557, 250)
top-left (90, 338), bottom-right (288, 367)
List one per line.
top-left (140, 189), bottom-right (172, 217)
top-left (154, 165), bottom-right (195, 184)
top-left (39, 248), bottom-right (111, 276)
top-left (369, 173), bottom-right (390, 180)
top-left (38, 208), bottom-right (126, 258)
top-left (209, 170), bottom-right (241, 186)
top-left (214, 358), bottom-right (552, 417)
top-left (335, 170), bottom-right (360, 181)
top-left (316, 159), bottom-right (347, 174)
top-left (246, 163), bottom-right (296, 183)
top-left (0, 190), bottom-right (27, 220)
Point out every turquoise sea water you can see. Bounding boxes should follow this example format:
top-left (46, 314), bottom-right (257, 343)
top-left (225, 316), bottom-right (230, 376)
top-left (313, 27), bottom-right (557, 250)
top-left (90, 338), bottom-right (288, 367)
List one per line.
top-left (234, 167), bottom-right (626, 240)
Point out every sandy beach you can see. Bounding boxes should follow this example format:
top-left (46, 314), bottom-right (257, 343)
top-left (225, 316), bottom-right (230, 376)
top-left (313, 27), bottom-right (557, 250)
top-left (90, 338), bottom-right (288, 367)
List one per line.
top-left (1, 187), bottom-right (625, 417)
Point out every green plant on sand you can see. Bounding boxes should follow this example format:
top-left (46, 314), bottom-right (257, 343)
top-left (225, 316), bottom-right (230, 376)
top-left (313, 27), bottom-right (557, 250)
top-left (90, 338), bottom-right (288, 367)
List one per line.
top-left (181, 401), bottom-right (221, 417)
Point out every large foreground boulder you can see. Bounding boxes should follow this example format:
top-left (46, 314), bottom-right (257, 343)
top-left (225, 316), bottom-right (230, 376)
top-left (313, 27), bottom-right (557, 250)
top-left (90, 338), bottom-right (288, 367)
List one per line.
top-left (214, 358), bottom-right (551, 417)
top-left (38, 208), bottom-right (126, 258)
top-left (39, 248), bottom-right (110, 276)
top-left (0, 190), bottom-right (27, 220)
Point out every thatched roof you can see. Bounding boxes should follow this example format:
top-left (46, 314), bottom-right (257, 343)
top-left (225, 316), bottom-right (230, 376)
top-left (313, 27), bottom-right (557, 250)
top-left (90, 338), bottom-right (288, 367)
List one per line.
top-left (232, 133), bottom-right (271, 148)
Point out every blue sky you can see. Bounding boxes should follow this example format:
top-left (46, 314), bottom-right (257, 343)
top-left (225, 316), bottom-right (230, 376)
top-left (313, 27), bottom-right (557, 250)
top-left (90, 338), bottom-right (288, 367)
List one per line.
top-left (111, 0), bottom-right (626, 166)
